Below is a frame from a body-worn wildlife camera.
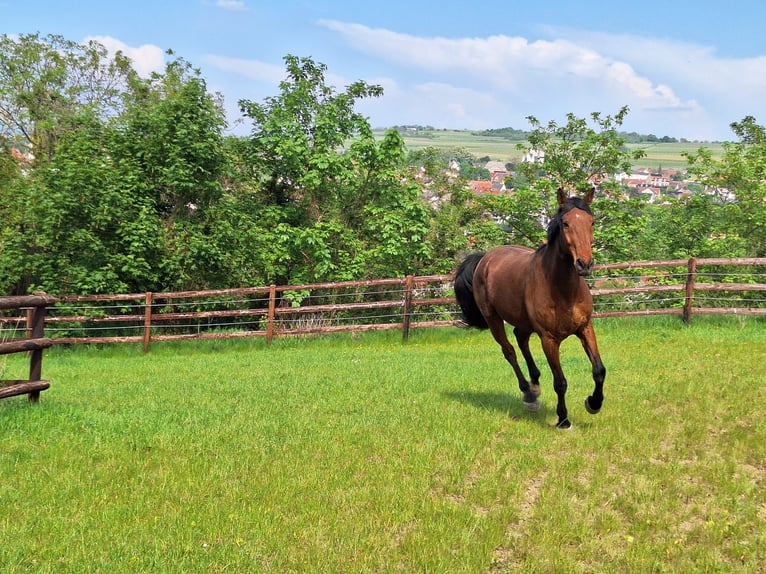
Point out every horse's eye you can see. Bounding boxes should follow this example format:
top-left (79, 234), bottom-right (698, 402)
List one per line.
top-left (562, 221), bottom-right (570, 229)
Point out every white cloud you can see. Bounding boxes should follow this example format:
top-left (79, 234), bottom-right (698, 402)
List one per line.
top-left (318, 20), bottom-right (694, 114)
top-left (203, 55), bottom-right (285, 84)
top-left (545, 28), bottom-right (766, 104)
top-left (215, 0), bottom-right (248, 11)
top-left (356, 79), bottom-right (518, 130)
top-left (316, 19), bottom-right (762, 140)
top-left (86, 35), bottom-right (165, 78)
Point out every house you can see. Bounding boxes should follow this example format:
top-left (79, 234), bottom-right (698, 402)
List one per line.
top-left (467, 180), bottom-right (493, 195)
top-left (484, 161), bottom-right (506, 173)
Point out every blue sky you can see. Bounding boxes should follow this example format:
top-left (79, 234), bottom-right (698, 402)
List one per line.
top-left (3, 0), bottom-right (765, 141)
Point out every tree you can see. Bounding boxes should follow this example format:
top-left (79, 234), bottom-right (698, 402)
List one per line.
top-left (115, 56), bottom-right (227, 227)
top-left (641, 195), bottom-right (747, 259)
top-left (0, 108), bottom-right (168, 295)
top-left (236, 55), bottom-right (434, 284)
top-left (684, 115), bottom-right (766, 257)
top-left (495, 108), bottom-right (650, 258)
top-left (0, 134), bottom-right (19, 186)
top-left (518, 106), bottom-right (644, 193)
top-left (0, 33), bottom-right (134, 165)
top-left (0, 44), bottom-right (230, 294)
top-left (239, 55), bottom-right (383, 221)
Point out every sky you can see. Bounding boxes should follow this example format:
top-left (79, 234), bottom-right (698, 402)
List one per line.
top-left (3, 0), bottom-right (766, 141)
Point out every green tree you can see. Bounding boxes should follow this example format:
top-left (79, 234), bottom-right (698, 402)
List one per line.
top-left (641, 195), bottom-right (746, 259)
top-left (239, 55), bottom-right (383, 221)
top-left (0, 33), bottom-right (134, 165)
top-left (591, 193), bottom-right (649, 262)
top-left (116, 56), bottom-right (227, 227)
top-left (111, 56), bottom-right (229, 290)
top-left (237, 55), bottom-right (433, 284)
top-left (0, 109), bottom-right (165, 295)
top-left (0, 45), bottom-right (229, 294)
top-left (684, 115), bottom-right (766, 256)
top-left (0, 134), bottom-right (19, 186)
top-left (505, 107), bottom-right (649, 260)
top-left (518, 106), bottom-right (644, 193)
top-left (404, 146), bottom-right (495, 270)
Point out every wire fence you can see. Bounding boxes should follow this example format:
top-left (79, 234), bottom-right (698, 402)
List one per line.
top-left (0, 258), bottom-right (764, 351)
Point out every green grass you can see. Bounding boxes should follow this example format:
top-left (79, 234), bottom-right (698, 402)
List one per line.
top-left (377, 129), bottom-right (726, 169)
top-left (1, 317), bottom-right (764, 572)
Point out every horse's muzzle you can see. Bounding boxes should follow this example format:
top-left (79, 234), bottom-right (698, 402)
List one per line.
top-left (576, 257), bottom-right (594, 276)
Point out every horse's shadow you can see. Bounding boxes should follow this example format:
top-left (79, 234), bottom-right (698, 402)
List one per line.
top-left (442, 390), bottom-right (549, 423)
top-left (442, 389), bottom-right (593, 430)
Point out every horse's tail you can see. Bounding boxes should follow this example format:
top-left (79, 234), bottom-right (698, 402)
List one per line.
top-left (454, 252), bottom-right (488, 329)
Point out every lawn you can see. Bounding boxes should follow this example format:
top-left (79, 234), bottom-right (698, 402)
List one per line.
top-left (1, 316), bottom-right (764, 572)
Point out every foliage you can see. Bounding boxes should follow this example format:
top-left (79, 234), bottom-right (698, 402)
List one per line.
top-left (0, 32), bottom-right (763, 296)
top-left (21, 111), bottom-right (165, 293)
top-left (0, 32), bottom-right (134, 165)
top-left (0, 42), bottom-right (228, 294)
top-left (473, 126), bottom-right (529, 140)
top-left (518, 106), bottom-right (645, 192)
top-left (684, 115), bottom-right (766, 256)
top-left (236, 56), bottom-right (433, 284)
top-left (481, 108), bottom-right (651, 255)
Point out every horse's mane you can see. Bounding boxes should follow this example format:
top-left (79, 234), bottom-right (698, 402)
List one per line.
top-left (543, 196), bottom-right (593, 247)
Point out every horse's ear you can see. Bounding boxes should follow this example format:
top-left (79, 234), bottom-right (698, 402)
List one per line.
top-left (583, 186), bottom-right (596, 205)
top-left (557, 187), bottom-right (568, 207)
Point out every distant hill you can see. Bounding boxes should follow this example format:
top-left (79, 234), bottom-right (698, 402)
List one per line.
top-left (471, 127), bottom-right (693, 144)
top-left (472, 127), bottom-right (529, 140)
top-left (372, 128), bottom-right (724, 169)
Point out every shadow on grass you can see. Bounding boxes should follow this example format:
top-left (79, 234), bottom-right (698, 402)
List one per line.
top-left (442, 390), bottom-right (597, 430)
top-left (442, 390), bottom-right (553, 425)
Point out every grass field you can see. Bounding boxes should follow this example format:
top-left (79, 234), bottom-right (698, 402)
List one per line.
top-left (1, 316), bottom-right (764, 572)
top-left (378, 129), bottom-right (726, 169)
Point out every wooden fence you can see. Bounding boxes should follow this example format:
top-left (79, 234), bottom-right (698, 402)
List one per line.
top-left (0, 294), bottom-right (56, 401)
top-left (590, 257), bottom-right (766, 321)
top-left (0, 258), bottom-right (763, 352)
top-left (45, 275), bottom-right (456, 351)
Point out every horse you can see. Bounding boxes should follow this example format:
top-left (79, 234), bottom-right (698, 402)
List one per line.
top-left (454, 187), bottom-right (606, 429)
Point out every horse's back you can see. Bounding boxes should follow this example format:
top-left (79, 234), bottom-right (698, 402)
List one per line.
top-left (473, 245), bottom-right (535, 328)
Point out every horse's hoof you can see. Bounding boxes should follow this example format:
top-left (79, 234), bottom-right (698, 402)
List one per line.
top-left (584, 397), bottom-right (601, 415)
top-left (556, 418), bottom-right (573, 430)
top-left (523, 398), bottom-right (540, 412)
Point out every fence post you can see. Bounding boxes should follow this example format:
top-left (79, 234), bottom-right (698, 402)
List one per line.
top-left (266, 284), bottom-right (277, 345)
top-left (683, 257), bottom-right (697, 324)
top-left (27, 296), bottom-right (47, 403)
top-left (402, 275), bottom-right (415, 340)
top-left (143, 292), bottom-right (153, 353)
top-left (25, 307), bottom-right (33, 338)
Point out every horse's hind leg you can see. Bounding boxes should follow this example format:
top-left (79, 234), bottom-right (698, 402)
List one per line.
top-left (514, 327), bottom-right (541, 398)
top-left (485, 316), bottom-right (540, 411)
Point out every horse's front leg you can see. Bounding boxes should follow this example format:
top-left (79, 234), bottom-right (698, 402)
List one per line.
top-left (577, 321), bottom-right (606, 415)
top-left (540, 335), bottom-right (570, 429)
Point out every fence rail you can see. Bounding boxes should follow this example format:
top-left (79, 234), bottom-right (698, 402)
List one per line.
top-left (0, 258), bottom-right (763, 351)
top-left (0, 294), bottom-right (56, 401)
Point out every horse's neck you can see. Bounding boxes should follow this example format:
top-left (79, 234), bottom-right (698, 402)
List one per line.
top-left (538, 243), bottom-right (581, 294)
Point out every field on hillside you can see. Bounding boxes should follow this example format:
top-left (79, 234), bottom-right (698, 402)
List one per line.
top-left (1, 316), bottom-right (764, 572)
top-left (376, 129), bottom-right (726, 169)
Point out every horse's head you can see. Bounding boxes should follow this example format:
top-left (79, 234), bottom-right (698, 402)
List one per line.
top-left (551, 187), bottom-right (595, 276)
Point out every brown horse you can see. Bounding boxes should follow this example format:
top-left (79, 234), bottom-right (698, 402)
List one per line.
top-left (454, 187), bottom-right (605, 429)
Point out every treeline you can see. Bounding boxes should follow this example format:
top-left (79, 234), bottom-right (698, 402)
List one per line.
top-left (474, 127), bottom-right (687, 144)
top-left (1, 34), bottom-right (764, 297)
